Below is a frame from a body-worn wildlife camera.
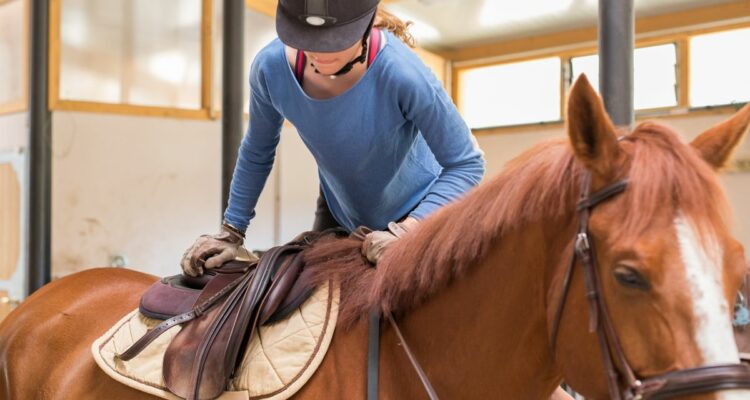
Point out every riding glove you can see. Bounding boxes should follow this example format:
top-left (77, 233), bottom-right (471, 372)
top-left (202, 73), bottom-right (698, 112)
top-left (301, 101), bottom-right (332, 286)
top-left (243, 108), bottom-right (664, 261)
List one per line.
top-left (361, 218), bottom-right (418, 264)
top-left (180, 222), bottom-right (255, 277)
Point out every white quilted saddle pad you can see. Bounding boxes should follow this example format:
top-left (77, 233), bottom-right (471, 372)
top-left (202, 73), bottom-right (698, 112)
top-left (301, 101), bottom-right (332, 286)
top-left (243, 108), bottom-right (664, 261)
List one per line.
top-left (92, 280), bottom-right (339, 400)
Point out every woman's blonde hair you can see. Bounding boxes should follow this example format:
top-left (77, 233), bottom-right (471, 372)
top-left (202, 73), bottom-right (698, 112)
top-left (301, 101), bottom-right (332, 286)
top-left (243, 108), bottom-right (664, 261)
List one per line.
top-left (374, 8), bottom-right (416, 48)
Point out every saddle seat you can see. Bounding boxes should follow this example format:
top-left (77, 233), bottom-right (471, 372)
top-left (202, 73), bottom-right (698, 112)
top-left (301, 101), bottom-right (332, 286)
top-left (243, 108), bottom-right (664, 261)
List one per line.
top-left (118, 230), bottom-right (343, 400)
top-left (139, 252), bottom-right (311, 327)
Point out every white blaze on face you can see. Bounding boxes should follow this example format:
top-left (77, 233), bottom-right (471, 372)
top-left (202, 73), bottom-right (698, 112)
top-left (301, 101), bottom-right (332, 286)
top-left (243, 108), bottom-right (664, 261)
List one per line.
top-left (675, 216), bottom-right (738, 363)
top-left (675, 216), bottom-right (750, 399)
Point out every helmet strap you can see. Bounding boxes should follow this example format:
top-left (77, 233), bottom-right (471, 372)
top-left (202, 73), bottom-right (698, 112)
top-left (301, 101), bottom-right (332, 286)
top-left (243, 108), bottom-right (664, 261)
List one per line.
top-left (312, 13), bottom-right (376, 79)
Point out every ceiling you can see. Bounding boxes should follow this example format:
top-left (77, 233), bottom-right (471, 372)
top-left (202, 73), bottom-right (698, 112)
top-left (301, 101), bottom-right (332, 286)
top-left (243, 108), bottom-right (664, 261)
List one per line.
top-left (383, 0), bottom-right (742, 50)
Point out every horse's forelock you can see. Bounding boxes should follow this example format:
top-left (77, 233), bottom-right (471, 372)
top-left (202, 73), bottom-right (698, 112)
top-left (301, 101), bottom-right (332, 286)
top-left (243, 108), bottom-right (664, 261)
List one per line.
top-left (615, 122), bottom-right (730, 243)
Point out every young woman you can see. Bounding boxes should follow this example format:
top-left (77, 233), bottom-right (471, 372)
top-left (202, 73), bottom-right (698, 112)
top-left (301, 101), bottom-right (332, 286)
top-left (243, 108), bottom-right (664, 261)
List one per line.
top-left (181, 3), bottom-right (573, 398)
top-left (181, 0), bottom-right (484, 274)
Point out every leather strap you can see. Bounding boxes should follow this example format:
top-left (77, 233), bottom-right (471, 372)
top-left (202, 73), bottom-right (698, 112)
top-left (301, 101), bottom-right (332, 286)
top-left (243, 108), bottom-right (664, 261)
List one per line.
top-left (367, 308), bottom-right (381, 400)
top-left (551, 171), bottom-right (750, 399)
top-left (576, 180), bottom-right (628, 211)
top-left (386, 314), bottom-right (440, 400)
top-left (117, 270), bottom-right (248, 361)
top-left (639, 364), bottom-right (750, 399)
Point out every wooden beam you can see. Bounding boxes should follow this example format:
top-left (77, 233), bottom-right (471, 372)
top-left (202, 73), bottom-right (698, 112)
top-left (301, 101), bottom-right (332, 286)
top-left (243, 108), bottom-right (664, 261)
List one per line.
top-left (677, 38), bottom-right (690, 108)
top-left (47, 0), bottom-right (214, 119)
top-left (47, 0), bottom-right (60, 109)
top-left (0, 0), bottom-right (28, 115)
top-left (444, 0), bottom-right (750, 62)
top-left (201, 0), bottom-right (213, 111)
top-left (245, 0), bottom-right (276, 17)
top-left (472, 103), bottom-right (746, 137)
top-left (53, 100), bottom-right (212, 120)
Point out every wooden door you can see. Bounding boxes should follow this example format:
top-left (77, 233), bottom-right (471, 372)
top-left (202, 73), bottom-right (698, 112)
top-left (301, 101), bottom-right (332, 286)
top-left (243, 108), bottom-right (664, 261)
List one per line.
top-left (0, 154), bottom-right (25, 322)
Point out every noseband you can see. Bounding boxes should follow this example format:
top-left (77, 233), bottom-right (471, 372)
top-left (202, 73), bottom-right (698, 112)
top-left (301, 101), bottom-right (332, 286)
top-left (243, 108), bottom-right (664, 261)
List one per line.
top-left (550, 171), bottom-right (750, 399)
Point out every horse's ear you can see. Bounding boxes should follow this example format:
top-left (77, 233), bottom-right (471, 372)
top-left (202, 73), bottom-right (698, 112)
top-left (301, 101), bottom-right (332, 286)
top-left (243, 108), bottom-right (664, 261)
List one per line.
top-left (567, 74), bottom-right (622, 178)
top-left (690, 103), bottom-right (750, 170)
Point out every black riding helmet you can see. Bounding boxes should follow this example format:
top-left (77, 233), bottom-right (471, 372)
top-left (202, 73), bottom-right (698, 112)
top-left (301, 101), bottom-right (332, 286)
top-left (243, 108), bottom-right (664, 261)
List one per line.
top-left (276, 0), bottom-right (381, 53)
top-left (277, 0), bottom-right (381, 77)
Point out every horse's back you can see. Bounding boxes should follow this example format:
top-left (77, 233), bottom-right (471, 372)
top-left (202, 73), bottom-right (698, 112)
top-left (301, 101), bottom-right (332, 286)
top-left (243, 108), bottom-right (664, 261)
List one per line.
top-left (0, 268), bottom-right (158, 399)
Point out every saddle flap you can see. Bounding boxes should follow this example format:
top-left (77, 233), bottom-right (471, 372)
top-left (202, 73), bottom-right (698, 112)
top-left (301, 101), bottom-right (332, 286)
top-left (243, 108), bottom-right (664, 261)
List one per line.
top-left (163, 246), bottom-right (301, 400)
top-left (262, 262), bottom-right (317, 325)
top-left (164, 276), bottom-right (250, 400)
top-left (258, 252), bottom-right (305, 325)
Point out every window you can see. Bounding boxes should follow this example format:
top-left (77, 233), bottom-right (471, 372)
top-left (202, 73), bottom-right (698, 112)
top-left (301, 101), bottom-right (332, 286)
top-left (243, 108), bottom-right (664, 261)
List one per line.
top-left (690, 27), bottom-right (750, 107)
top-left (570, 43), bottom-right (678, 110)
top-left (459, 57), bottom-right (561, 129)
top-left (0, 0), bottom-right (25, 109)
top-left (58, 0), bottom-right (203, 109)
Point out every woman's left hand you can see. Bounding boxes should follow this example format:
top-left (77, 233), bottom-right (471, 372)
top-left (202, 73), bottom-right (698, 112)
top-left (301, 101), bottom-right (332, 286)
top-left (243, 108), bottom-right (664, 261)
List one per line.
top-left (361, 217), bottom-right (419, 264)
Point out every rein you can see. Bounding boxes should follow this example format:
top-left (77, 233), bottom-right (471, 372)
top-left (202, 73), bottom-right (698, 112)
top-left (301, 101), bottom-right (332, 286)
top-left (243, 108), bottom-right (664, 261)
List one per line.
top-left (550, 171), bottom-right (750, 400)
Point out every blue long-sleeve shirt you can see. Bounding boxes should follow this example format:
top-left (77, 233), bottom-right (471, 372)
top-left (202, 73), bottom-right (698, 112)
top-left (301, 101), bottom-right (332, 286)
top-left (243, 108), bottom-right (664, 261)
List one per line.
top-left (224, 32), bottom-right (485, 232)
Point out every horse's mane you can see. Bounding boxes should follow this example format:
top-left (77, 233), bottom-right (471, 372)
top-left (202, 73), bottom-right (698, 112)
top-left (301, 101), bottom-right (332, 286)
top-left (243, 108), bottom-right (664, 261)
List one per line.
top-left (304, 122), bottom-right (730, 327)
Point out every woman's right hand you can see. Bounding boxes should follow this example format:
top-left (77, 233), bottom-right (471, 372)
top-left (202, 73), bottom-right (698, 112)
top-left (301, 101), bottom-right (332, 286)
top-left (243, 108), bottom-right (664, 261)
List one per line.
top-left (180, 223), bottom-right (245, 277)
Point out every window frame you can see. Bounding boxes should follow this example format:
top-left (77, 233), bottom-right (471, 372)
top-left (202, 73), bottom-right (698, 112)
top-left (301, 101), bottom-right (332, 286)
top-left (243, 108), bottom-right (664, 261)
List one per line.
top-left (0, 0), bottom-right (29, 115)
top-left (48, 0), bottom-right (214, 119)
top-left (457, 56), bottom-right (563, 129)
top-left (452, 20), bottom-right (750, 134)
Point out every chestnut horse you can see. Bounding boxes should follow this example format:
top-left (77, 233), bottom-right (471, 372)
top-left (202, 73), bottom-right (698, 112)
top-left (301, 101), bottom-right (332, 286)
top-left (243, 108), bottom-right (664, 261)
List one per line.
top-left (2, 76), bottom-right (750, 399)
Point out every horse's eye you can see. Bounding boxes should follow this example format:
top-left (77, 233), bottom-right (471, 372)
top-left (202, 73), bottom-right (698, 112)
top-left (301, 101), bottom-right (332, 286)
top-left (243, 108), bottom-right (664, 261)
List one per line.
top-left (613, 265), bottom-right (651, 290)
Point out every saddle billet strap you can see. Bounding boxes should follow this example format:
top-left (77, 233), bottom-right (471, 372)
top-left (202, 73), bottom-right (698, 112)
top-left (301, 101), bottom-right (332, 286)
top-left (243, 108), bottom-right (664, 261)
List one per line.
top-left (117, 270), bottom-right (249, 362)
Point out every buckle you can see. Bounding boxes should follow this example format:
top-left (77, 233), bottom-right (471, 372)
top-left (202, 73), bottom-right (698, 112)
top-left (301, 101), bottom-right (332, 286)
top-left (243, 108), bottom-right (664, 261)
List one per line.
top-left (575, 233), bottom-right (591, 254)
top-left (623, 380), bottom-right (643, 400)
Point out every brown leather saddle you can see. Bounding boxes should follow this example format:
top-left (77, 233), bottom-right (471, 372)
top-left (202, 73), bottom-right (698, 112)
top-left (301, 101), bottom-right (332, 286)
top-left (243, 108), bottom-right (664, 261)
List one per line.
top-left (117, 229), bottom-right (345, 400)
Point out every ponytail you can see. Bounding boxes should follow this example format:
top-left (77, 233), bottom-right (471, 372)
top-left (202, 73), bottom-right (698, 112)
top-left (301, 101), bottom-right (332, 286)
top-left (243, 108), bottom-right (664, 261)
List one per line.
top-left (374, 8), bottom-right (416, 48)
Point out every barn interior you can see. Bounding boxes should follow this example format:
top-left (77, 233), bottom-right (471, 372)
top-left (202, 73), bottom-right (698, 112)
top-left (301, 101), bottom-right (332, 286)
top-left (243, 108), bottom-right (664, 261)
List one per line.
top-left (0, 0), bottom-right (749, 322)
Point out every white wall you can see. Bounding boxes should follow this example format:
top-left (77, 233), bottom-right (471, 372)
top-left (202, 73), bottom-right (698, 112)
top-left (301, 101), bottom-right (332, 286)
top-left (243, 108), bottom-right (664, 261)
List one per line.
top-left (47, 110), bottom-right (331, 278)
top-left (278, 124), bottom-right (319, 243)
top-left (50, 111), bottom-right (279, 278)
top-left (0, 112), bottom-right (27, 151)
top-left (476, 112), bottom-right (750, 250)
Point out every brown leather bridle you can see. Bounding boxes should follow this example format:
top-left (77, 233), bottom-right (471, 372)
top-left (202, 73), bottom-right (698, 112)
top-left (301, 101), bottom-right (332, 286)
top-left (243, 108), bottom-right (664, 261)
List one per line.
top-left (550, 171), bottom-right (750, 399)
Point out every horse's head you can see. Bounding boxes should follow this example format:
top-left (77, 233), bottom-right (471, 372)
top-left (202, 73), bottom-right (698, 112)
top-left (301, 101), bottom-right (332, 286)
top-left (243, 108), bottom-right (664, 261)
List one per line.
top-left (556, 75), bottom-right (750, 399)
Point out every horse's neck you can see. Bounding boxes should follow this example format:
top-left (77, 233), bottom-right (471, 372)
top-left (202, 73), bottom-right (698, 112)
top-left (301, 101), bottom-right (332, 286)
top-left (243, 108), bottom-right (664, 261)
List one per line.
top-left (385, 220), bottom-right (569, 398)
